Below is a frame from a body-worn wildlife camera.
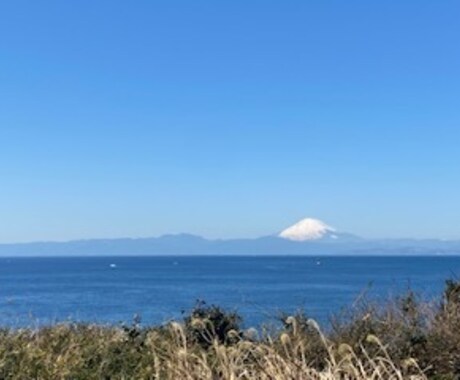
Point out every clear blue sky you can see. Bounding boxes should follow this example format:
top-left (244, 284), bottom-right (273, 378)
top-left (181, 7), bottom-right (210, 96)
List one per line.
top-left (1, 1), bottom-right (459, 242)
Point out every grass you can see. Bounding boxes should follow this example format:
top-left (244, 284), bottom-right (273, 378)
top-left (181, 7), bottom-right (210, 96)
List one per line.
top-left (0, 280), bottom-right (459, 379)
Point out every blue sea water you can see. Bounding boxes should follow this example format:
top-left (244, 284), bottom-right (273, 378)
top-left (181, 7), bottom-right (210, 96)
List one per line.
top-left (0, 256), bottom-right (459, 328)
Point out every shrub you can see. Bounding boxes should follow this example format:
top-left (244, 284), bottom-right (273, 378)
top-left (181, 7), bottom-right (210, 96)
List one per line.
top-left (183, 300), bottom-right (242, 349)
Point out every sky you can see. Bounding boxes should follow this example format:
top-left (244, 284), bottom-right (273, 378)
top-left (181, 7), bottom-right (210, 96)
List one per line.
top-left (0, 1), bottom-right (459, 243)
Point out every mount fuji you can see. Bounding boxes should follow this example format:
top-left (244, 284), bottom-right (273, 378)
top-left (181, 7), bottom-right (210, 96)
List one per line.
top-left (278, 218), bottom-right (360, 242)
top-left (279, 218), bottom-right (336, 241)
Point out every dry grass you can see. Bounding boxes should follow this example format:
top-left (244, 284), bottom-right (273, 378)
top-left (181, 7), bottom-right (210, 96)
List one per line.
top-left (0, 320), bottom-right (426, 379)
top-left (1, 280), bottom-right (460, 379)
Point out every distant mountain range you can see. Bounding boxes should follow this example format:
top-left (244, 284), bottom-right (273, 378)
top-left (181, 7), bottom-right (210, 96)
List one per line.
top-left (0, 218), bottom-right (459, 256)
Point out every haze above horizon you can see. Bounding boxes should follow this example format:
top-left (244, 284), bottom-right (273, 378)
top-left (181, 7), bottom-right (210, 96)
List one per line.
top-left (1, 1), bottom-right (459, 243)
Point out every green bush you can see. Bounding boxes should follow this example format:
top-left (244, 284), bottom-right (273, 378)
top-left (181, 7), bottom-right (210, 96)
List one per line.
top-left (183, 300), bottom-right (242, 349)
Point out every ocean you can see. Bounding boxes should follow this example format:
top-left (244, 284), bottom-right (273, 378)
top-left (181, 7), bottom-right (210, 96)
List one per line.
top-left (0, 256), bottom-right (459, 328)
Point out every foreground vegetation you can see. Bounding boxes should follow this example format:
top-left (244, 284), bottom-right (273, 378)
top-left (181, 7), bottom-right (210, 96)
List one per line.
top-left (1, 281), bottom-right (460, 379)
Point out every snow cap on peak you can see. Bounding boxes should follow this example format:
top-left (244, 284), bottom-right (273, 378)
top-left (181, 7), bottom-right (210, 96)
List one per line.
top-left (279, 218), bottom-right (336, 241)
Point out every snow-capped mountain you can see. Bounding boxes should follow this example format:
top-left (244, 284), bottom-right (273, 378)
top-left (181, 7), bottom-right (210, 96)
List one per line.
top-left (278, 217), bottom-right (361, 242)
top-left (279, 218), bottom-right (337, 241)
